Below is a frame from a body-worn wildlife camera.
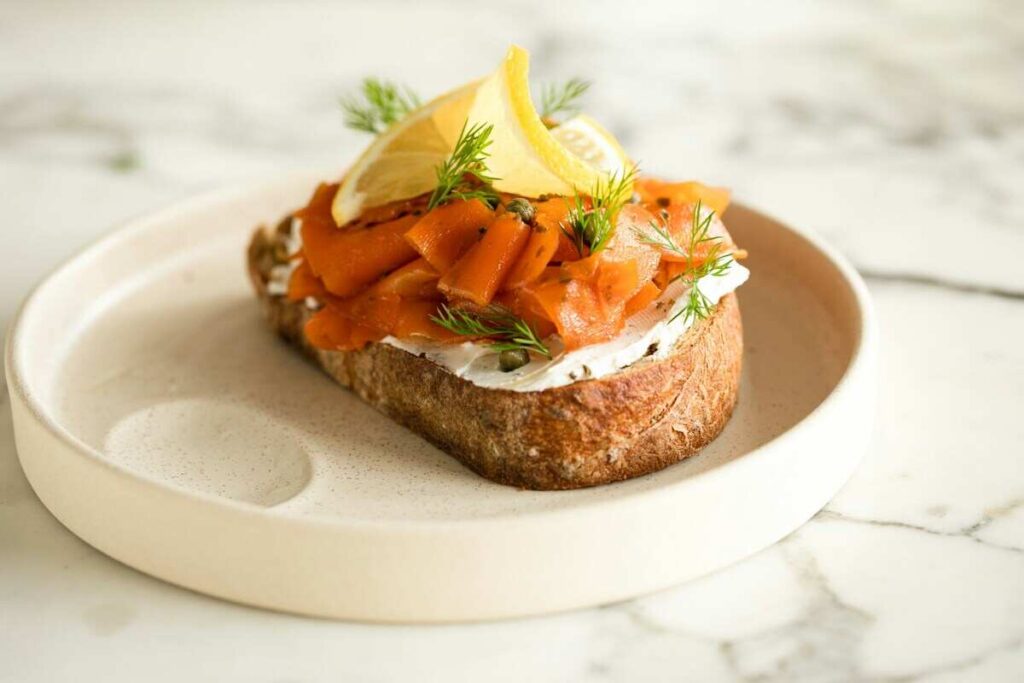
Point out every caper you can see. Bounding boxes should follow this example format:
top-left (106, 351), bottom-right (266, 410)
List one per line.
top-left (498, 348), bottom-right (530, 372)
top-left (505, 198), bottom-right (535, 224)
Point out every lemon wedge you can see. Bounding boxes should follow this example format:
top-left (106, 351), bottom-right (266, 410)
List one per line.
top-left (332, 45), bottom-right (631, 225)
top-left (465, 45), bottom-right (628, 197)
top-left (332, 81), bottom-right (479, 225)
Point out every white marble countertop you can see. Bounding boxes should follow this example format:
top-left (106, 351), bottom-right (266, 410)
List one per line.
top-left (1, 1), bottom-right (1021, 680)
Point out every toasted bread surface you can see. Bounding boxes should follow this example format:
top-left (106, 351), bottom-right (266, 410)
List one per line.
top-left (248, 224), bottom-right (743, 489)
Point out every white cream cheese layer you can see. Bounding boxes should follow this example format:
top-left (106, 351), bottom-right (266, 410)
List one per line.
top-left (382, 261), bottom-right (749, 393)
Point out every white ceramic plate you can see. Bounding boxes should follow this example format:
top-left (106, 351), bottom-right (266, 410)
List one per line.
top-left (6, 173), bottom-right (876, 623)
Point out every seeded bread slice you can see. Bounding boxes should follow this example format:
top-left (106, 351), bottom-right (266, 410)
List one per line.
top-left (247, 222), bottom-right (743, 490)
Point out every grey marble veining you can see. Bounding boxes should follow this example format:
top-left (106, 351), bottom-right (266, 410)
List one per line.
top-left (0, 1), bottom-right (1021, 681)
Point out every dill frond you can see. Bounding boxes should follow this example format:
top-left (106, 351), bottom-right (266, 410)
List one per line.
top-left (539, 78), bottom-right (590, 120)
top-left (341, 78), bottom-right (421, 134)
top-left (428, 121), bottom-right (500, 210)
top-left (560, 165), bottom-right (638, 257)
top-left (635, 200), bottom-right (735, 324)
top-left (430, 304), bottom-right (551, 358)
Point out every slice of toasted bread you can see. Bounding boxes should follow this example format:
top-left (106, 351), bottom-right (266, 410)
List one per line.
top-left (247, 222), bottom-right (743, 490)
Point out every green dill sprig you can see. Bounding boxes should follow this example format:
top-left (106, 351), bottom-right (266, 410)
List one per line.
top-left (635, 200), bottom-right (734, 324)
top-left (539, 78), bottom-right (590, 121)
top-left (560, 165), bottom-right (638, 257)
top-left (427, 121), bottom-right (501, 210)
top-left (430, 304), bottom-right (551, 358)
top-left (341, 78), bottom-right (421, 134)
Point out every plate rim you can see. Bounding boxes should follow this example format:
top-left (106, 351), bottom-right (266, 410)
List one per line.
top-left (4, 173), bottom-right (879, 621)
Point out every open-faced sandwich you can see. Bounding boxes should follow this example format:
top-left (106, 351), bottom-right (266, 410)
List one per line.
top-left (248, 46), bottom-right (749, 490)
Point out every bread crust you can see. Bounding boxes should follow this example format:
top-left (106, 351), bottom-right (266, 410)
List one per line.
top-left (248, 224), bottom-right (743, 490)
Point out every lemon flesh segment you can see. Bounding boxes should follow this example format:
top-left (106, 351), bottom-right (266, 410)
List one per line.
top-left (466, 45), bottom-right (614, 198)
top-left (332, 81), bottom-right (478, 225)
top-left (551, 114), bottom-right (631, 176)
